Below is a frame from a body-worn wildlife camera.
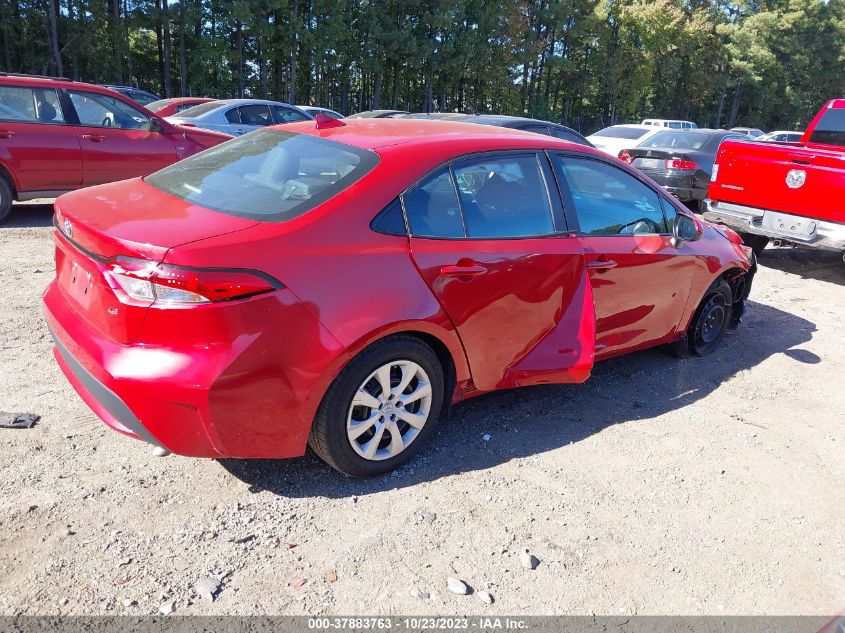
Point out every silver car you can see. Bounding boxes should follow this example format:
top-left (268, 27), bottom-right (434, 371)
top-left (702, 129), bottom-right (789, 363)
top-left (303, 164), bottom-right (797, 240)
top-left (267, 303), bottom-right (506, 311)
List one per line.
top-left (298, 105), bottom-right (344, 119)
top-left (165, 99), bottom-right (313, 136)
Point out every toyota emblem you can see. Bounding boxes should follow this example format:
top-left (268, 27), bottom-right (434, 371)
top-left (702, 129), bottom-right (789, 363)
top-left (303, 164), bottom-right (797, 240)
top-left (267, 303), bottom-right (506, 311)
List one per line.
top-left (785, 169), bottom-right (806, 189)
top-left (63, 218), bottom-right (73, 237)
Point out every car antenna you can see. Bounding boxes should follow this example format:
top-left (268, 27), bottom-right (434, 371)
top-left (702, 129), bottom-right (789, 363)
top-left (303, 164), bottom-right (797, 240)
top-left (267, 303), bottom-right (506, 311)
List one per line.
top-left (315, 113), bottom-right (346, 129)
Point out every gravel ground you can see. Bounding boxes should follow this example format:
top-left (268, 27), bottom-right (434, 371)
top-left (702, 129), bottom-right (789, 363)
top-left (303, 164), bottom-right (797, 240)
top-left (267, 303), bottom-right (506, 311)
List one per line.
top-left (0, 201), bottom-right (843, 616)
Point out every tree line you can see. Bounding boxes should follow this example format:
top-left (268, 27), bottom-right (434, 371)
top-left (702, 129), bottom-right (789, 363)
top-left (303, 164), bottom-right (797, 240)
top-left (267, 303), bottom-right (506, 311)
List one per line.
top-left (1, 0), bottom-right (843, 132)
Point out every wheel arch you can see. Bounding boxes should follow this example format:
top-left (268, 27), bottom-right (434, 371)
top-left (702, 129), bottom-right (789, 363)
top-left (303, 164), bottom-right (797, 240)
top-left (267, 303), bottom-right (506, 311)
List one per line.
top-left (0, 161), bottom-right (18, 198)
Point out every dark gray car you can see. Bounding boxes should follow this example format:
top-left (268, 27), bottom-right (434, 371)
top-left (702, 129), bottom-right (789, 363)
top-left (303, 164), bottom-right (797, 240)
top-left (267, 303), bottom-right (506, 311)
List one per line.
top-left (623, 129), bottom-right (747, 211)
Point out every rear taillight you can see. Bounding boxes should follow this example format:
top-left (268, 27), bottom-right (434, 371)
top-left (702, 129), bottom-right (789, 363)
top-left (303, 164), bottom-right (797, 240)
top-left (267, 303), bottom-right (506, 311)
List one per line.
top-left (665, 159), bottom-right (699, 170)
top-left (106, 257), bottom-right (280, 305)
top-left (618, 149), bottom-right (634, 164)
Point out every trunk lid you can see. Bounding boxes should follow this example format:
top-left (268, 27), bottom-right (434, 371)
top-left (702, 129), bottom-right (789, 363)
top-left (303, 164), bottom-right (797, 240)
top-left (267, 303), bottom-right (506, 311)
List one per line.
top-left (53, 178), bottom-right (258, 344)
top-left (709, 139), bottom-right (845, 224)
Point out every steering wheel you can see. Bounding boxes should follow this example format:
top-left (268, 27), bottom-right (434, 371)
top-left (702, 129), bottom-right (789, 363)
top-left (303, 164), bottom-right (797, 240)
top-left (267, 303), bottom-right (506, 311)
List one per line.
top-left (617, 217), bottom-right (661, 235)
top-left (101, 116), bottom-right (113, 128)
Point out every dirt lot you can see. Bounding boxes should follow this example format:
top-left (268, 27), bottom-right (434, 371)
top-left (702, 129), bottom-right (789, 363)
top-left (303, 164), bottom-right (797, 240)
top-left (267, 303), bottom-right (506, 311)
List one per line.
top-left (0, 201), bottom-right (843, 616)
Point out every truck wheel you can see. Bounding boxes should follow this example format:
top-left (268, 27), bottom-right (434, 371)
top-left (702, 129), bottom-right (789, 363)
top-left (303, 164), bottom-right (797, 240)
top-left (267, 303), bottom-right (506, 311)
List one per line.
top-left (0, 177), bottom-right (12, 224)
top-left (737, 232), bottom-right (768, 256)
top-left (670, 279), bottom-right (733, 358)
top-left (309, 335), bottom-right (445, 477)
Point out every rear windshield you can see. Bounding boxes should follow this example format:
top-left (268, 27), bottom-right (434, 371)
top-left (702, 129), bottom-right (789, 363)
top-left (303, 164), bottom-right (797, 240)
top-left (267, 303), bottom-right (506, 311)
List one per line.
top-left (592, 126), bottom-right (650, 140)
top-left (808, 109), bottom-right (845, 146)
top-left (638, 131), bottom-right (712, 150)
top-left (144, 129), bottom-right (379, 222)
top-left (171, 101), bottom-right (223, 118)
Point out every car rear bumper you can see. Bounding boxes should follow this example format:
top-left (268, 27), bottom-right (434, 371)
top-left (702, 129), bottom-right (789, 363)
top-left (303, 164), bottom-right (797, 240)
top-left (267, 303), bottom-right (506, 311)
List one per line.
top-left (703, 199), bottom-right (845, 252)
top-left (638, 169), bottom-right (701, 201)
top-left (43, 277), bottom-right (349, 459)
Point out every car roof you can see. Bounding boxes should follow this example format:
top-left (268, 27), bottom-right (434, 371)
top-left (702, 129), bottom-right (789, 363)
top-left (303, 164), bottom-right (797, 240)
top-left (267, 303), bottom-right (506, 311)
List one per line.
top-left (276, 118), bottom-right (592, 152)
top-left (0, 74), bottom-right (154, 99)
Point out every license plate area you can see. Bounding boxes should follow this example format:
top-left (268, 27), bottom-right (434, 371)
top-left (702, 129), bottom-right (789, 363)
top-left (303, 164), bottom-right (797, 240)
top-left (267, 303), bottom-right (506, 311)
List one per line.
top-left (761, 211), bottom-right (818, 238)
top-left (635, 158), bottom-right (662, 169)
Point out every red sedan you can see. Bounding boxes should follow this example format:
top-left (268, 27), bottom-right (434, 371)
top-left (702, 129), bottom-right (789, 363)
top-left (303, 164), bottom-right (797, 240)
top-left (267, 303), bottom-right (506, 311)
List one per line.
top-left (43, 118), bottom-right (755, 476)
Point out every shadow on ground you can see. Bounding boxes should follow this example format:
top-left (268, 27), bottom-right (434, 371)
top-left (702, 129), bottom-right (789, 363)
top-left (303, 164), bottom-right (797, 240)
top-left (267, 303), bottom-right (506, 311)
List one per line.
top-left (759, 247), bottom-right (845, 286)
top-left (220, 299), bottom-right (818, 497)
top-left (2, 202), bottom-right (54, 229)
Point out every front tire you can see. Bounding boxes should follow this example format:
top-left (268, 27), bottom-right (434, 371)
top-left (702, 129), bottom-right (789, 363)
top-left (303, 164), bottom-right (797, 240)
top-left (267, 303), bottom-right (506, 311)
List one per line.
top-left (0, 177), bottom-right (12, 224)
top-left (671, 279), bottom-right (733, 358)
top-left (309, 335), bottom-right (445, 477)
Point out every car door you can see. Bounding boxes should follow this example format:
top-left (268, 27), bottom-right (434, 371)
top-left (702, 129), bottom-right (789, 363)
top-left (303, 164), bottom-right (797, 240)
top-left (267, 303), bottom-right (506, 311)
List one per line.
top-left (405, 152), bottom-right (595, 392)
top-left (551, 153), bottom-right (697, 358)
top-left (0, 84), bottom-right (82, 192)
top-left (225, 104), bottom-right (274, 135)
top-left (67, 89), bottom-right (179, 186)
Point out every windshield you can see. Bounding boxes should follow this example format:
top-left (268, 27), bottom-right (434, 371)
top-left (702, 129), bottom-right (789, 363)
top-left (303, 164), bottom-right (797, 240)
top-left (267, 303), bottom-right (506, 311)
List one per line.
top-left (144, 129), bottom-right (379, 222)
top-left (592, 126), bottom-right (650, 140)
top-left (638, 131), bottom-right (712, 150)
top-left (808, 109), bottom-right (845, 146)
top-left (171, 101), bottom-right (224, 118)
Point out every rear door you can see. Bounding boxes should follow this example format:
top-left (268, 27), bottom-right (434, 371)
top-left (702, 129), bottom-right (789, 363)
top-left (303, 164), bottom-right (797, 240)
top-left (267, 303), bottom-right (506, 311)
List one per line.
top-left (226, 104), bottom-right (274, 135)
top-left (0, 84), bottom-right (81, 192)
top-left (67, 89), bottom-right (179, 186)
top-left (552, 153), bottom-right (696, 358)
top-left (405, 152), bottom-right (595, 391)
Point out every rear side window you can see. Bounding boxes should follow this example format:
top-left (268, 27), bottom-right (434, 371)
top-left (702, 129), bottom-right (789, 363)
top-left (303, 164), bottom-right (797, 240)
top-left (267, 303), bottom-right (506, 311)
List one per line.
top-left (453, 155), bottom-right (555, 238)
top-left (555, 156), bottom-right (668, 235)
top-left (808, 109), bottom-right (845, 146)
top-left (0, 86), bottom-right (65, 124)
top-left (144, 129), bottom-right (379, 222)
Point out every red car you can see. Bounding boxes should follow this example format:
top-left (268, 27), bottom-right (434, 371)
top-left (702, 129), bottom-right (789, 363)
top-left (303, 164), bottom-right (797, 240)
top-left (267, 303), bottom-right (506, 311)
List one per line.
top-left (146, 97), bottom-right (216, 118)
top-left (0, 73), bottom-right (229, 222)
top-left (43, 118), bottom-right (755, 476)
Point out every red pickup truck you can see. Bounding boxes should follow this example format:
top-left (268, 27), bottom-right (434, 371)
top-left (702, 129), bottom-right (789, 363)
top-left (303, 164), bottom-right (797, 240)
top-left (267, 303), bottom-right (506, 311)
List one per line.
top-left (704, 98), bottom-right (845, 257)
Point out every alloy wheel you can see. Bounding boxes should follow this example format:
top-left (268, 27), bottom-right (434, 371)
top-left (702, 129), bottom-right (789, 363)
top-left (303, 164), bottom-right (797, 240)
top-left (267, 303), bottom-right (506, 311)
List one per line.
top-left (346, 360), bottom-right (432, 461)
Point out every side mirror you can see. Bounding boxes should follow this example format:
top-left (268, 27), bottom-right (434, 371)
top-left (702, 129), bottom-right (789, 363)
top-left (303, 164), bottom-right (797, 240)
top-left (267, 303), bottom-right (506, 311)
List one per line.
top-left (148, 117), bottom-right (164, 133)
top-left (672, 214), bottom-right (702, 246)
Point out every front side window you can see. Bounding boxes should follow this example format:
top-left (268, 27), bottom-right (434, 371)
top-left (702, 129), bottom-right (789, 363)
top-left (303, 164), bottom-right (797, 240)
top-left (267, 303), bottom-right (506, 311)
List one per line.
top-left (0, 86), bottom-right (65, 124)
top-left (555, 156), bottom-right (668, 235)
top-left (273, 106), bottom-right (311, 123)
top-left (237, 105), bottom-right (273, 126)
top-left (403, 167), bottom-right (464, 238)
top-left (70, 91), bottom-right (148, 129)
top-left (452, 155), bottom-right (555, 238)
top-left (144, 129), bottom-right (379, 222)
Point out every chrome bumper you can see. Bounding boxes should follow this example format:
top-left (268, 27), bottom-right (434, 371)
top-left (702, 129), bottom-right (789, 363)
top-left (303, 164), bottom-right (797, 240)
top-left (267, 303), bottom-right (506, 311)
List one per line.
top-left (703, 200), bottom-right (845, 252)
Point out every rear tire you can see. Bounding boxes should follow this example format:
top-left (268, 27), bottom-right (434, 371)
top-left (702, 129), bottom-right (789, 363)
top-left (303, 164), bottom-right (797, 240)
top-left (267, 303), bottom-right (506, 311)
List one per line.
top-left (737, 232), bottom-right (769, 256)
top-left (670, 279), bottom-right (733, 358)
top-left (309, 335), bottom-right (445, 477)
top-left (0, 176), bottom-right (12, 224)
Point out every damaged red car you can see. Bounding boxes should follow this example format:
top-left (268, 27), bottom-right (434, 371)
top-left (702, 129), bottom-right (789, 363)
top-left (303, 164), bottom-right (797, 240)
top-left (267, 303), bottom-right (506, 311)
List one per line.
top-left (42, 118), bottom-right (755, 477)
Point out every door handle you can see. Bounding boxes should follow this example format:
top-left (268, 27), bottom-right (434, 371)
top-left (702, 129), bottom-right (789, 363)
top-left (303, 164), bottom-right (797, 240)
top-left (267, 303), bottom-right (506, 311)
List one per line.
top-left (440, 264), bottom-right (487, 277)
top-left (81, 134), bottom-right (105, 142)
top-left (0, 130), bottom-right (14, 139)
top-left (586, 258), bottom-right (618, 272)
